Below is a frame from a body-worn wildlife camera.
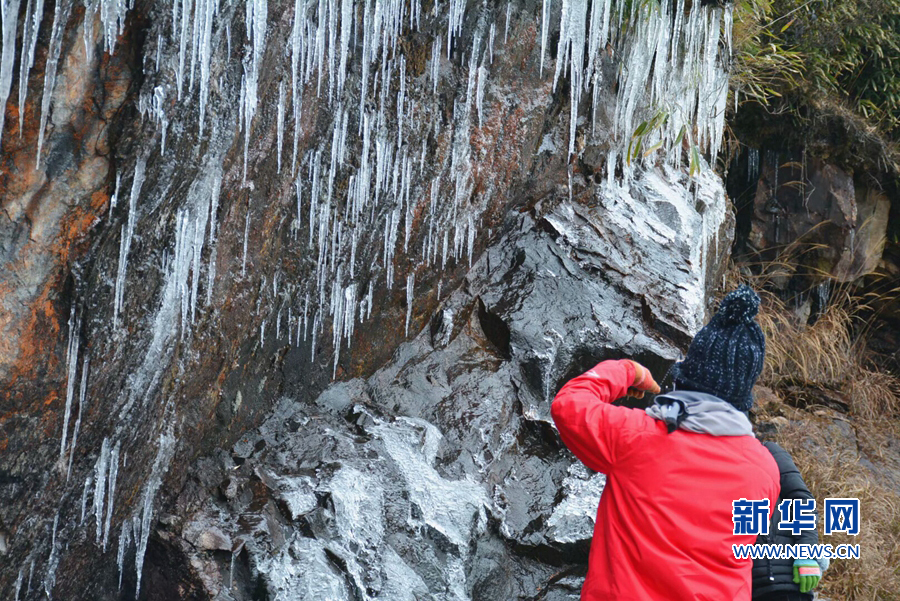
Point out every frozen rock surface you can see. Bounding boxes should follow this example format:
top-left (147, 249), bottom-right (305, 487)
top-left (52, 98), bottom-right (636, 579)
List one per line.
top-left (166, 172), bottom-right (729, 600)
top-left (0, 0), bottom-right (733, 598)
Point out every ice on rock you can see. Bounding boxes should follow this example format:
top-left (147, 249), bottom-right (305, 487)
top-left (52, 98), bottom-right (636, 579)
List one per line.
top-left (378, 547), bottom-right (429, 601)
top-left (546, 463), bottom-right (606, 544)
top-left (255, 537), bottom-right (349, 601)
top-left (328, 467), bottom-right (385, 592)
top-left (374, 418), bottom-right (488, 551)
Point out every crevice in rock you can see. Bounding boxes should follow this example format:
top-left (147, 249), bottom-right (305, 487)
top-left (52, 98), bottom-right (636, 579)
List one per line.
top-left (477, 297), bottom-right (511, 360)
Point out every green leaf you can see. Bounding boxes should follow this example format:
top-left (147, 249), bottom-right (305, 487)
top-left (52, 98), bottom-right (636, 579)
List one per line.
top-left (643, 140), bottom-right (664, 157)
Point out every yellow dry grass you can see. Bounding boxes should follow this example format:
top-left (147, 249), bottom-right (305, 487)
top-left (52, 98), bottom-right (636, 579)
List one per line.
top-left (727, 262), bottom-right (900, 598)
top-left (756, 402), bottom-right (900, 600)
top-left (725, 264), bottom-right (900, 421)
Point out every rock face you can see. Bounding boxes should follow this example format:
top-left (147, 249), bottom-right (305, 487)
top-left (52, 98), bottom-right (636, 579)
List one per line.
top-left (0, 0), bottom-right (734, 599)
top-left (164, 171), bottom-right (730, 601)
top-left (740, 152), bottom-right (889, 286)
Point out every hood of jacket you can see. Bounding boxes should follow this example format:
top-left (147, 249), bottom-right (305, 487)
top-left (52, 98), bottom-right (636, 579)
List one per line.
top-left (645, 390), bottom-right (754, 437)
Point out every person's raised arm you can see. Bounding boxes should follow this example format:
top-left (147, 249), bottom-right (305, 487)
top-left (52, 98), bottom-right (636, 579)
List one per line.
top-left (551, 359), bottom-right (660, 473)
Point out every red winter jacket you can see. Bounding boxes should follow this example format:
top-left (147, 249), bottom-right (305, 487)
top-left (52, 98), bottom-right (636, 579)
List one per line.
top-left (551, 360), bottom-right (780, 601)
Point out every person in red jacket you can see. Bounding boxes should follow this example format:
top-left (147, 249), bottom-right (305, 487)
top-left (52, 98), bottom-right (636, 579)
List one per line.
top-left (551, 285), bottom-right (780, 601)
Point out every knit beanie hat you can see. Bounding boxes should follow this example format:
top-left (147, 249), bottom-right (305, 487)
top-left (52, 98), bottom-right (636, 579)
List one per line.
top-left (669, 285), bottom-right (766, 411)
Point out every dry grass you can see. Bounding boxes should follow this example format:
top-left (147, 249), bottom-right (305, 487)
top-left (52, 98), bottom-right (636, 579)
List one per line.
top-left (728, 261), bottom-right (900, 598)
top-left (724, 264), bottom-right (900, 421)
top-left (758, 409), bottom-right (900, 600)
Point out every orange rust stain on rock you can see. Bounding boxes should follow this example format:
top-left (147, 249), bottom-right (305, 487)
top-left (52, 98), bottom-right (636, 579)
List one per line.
top-left (43, 390), bottom-right (60, 407)
top-left (58, 190), bottom-right (110, 265)
top-left (4, 277), bottom-right (63, 390)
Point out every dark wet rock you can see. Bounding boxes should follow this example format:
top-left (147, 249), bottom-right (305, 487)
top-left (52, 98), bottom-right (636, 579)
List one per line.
top-left (744, 156), bottom-right (889, 286)
top-left (169, 181), bottom-right (729, 599)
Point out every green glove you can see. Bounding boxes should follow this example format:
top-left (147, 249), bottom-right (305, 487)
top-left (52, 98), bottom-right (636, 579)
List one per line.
top-left (793, 559), bottom-right (822, 593)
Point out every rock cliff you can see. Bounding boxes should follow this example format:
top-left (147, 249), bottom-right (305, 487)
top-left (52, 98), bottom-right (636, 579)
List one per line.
top-left (0, 0), bottom-right (734, 598)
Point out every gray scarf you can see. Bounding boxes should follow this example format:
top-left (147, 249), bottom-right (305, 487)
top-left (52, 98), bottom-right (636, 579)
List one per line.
top-left (645, 390), bottom-right (754, 437)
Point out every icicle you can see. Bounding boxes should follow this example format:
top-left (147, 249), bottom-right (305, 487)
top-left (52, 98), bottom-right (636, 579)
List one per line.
top-left (43, 514), bottom-right (60, 598)
top-left (117, 521), bottom-right (131, 590)
top-left (241, 208), bottom-right (250, 276)
top-left (197, 0), bottom-right (218, 135)
top-left (36, 0), bottom-right (73, 166)
top-left (14, 568), bottom-right (23, 601)
top-left (488, 22), bottom-right (495, 64)
top-left (431, 35), bottom-right (441, 96)
top-left (93, 438), bottom-right (111, 543)
top-left (60, 302), bottom-right (80, 458)
top-left (242, 0), bottom-right (268, 181)
top-left (16, 0), bottom-right (45, 137)
top-left (134, 419), bottom-right (177, 599)
top-left (27, 559), bottom-right (34, 595)
top-left (539, 0), bottom-right (551, 75)
top-left (176, 0), bottom-right (192, 99)
top-left (155, 33), bottom-right (162, 72)
top-left (67, 355), bottom-right (90, 481)
top-left (504, 2), bottom-right (511, 44)
top-left (80, 476), bottom-right (91, 524)
top-left (103, 441), bottom-right (121, 551)
top-left (0, 0), bottom-right (22, 149)
top-left (98, 0), bottom-right (129, 55)
top-left (114, 157), bottom-right (147, 328)
top-left (446, 0), bottom-right (465, 57)
top-left (553, 0), bottom-right (587, 157)
top-left (109, 172), bottom-right (122, 215)
top-left (476, 65), bottom-right (487, 128)
top-left (276, 79), bottom-right (286, 173)
top-left (405, 272), bottom-right (414, 337)
top-left (337, 0), bottom-right (353, 97)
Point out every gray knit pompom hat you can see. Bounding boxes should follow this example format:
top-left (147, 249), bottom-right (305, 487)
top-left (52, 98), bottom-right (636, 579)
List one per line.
top-left (669, 285), bottom-right (766, 411)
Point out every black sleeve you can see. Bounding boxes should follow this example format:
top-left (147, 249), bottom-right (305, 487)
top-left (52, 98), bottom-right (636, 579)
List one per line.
top-left (765, 441), bottom-right (819, 546)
